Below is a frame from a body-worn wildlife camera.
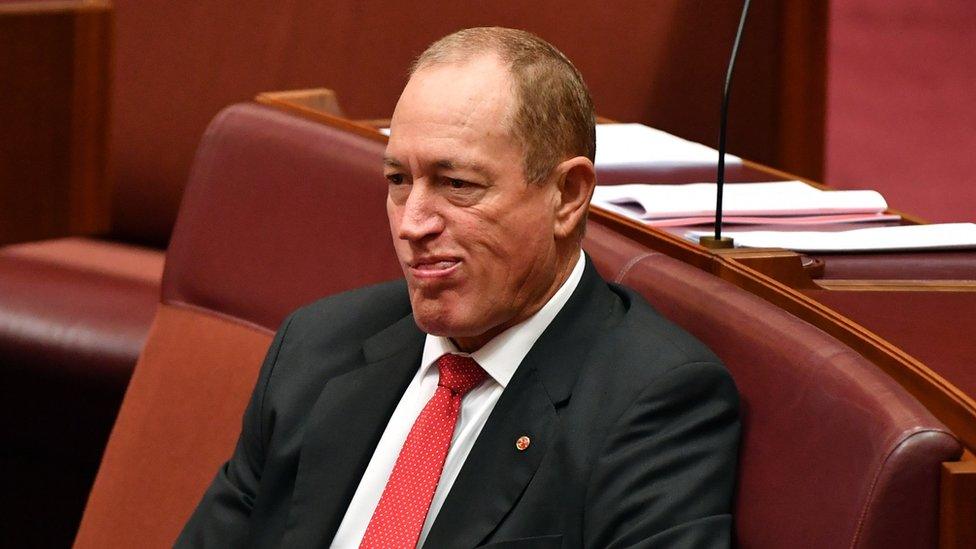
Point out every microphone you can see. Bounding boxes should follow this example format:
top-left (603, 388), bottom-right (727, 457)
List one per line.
top-left (699, 0), bottom-right (752, 250)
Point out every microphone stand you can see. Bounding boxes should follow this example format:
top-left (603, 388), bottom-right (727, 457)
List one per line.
top-left (700, 0), bottom-right (751, 250)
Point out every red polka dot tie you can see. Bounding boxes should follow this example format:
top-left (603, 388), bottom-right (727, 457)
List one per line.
top-left (359, 353), bottom-right (488, 548)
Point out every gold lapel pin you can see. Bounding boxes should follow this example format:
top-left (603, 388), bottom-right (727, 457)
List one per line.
top-left (515, 435), bottom-right (531, 451)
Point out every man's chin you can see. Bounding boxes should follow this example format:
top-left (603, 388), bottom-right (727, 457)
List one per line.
top-left (412, 305), bottom-right (509, 352)
top-left (411, 304), bottom-right (474, 339)
top-left (412, 312), bottom-right (461, 338)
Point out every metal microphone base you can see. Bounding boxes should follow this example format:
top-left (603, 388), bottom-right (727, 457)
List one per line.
top-left (699, 236), bottom-right (735, 249)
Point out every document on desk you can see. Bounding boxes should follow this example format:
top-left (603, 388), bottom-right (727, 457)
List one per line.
top-left (592, 181), bottom-right (896, 226)
top-left (595, 123), bottom-right (741, 168)
top-left (685, 223), bottom-right (976, 252)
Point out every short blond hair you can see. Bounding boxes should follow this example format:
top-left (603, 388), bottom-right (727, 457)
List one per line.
top-left (412, 27), bottom-right (596, 185)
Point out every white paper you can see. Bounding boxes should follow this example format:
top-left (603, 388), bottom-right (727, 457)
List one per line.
top-left (645, 212), bottom-right (901, 228)
top-left (592, 181), bottom-right (889, 220)
top-left (685, 223), bottom-right (976, 252)
top-left (595, 123), bottom-right (741, 168)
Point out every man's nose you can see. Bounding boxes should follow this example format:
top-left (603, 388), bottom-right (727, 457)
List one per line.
top-left (397, 185), bottom-right (444, 241)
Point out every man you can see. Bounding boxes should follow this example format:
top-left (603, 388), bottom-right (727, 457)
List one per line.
top-left (178, 27), bottom-right (739, 548)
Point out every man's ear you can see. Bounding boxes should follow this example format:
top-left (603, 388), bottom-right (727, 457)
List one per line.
top-left (552, 156), bottom-right (597, 239)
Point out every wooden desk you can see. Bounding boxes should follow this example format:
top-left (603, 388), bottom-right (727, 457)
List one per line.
top-left (0, 1), bottom-right (112, 245)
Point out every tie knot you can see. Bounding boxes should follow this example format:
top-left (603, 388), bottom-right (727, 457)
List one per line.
top-left (436, 354), bottom-right (487, 396)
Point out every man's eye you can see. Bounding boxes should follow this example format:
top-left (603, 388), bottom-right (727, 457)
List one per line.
top-left (448, 178), bottom-right (467, 189)
top-left (386, 174), bottom-right (404, 184)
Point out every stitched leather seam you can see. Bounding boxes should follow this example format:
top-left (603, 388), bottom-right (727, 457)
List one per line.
top-left (614, 252), bottom-right (660, 283)
top-left (849, 428), bottom-right (959, 549)
top-left (163, 299), bottom-right (275, 336)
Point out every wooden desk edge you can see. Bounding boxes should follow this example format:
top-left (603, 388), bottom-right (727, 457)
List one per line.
top-left (941, 453), bottom-right (976, 549)
top-left (255, 91), bottom-right (387, 145)
top-left (0, 1), bottom-right (111, 15)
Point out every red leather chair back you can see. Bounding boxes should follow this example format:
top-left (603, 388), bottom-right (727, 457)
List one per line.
top-left (74, 103), bottom-right (403, 547)
top-left (584, 222), bottom-right (962, 548)
top-left (160, 103), bottom-right (401, 330)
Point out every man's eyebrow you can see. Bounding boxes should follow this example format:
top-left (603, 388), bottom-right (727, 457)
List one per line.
top-left (383, 157), bottom-right (492, 176)
top-left (435, 159), bottom-right (491, 175)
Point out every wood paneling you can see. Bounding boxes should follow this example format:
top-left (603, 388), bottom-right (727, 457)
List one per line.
top-left (0, 1), bottom-right (112, 245)
top-left (777, 0), bottom-right (828, 180)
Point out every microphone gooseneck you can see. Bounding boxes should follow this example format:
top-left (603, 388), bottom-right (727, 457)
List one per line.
top-left (705, 0), bottom-right (751, 248)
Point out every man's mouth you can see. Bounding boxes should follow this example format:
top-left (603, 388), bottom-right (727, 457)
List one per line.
top-left (408, 258), bottom-right (461, 278)
top-left (414, 260), bottom-right (457, 270)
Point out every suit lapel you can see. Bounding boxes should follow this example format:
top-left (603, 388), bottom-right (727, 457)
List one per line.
top-left (424, 358), bottom-right (557, 549)
top-left (281, 313), bottom-right (425, 547)
top-left (425, 258), bottom-right (619, 548)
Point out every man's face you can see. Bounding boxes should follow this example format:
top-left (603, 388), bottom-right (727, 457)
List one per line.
top-left (384, 55), bottom-right (564, 351)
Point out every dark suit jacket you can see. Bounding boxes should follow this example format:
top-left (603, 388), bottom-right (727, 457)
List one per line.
top-left (177, 259), bottom-right (740, 548)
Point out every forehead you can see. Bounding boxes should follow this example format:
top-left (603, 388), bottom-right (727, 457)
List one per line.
top-left (389, 55), bottom-right (517, 149)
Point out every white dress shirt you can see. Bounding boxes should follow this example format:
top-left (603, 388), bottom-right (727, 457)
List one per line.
top-left (330, 252), bottom-right (586, 548)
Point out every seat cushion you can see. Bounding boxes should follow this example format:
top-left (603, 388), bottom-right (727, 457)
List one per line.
top-left (0, 237), bottom-right (163, 455)
top-left (0, 236), bottom-right (164, 547)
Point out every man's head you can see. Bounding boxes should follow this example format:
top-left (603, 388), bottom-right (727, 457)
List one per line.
top-left (411, 27), bottom-right (596, 185)
top-left (384, 27), bottom-right (597, 352)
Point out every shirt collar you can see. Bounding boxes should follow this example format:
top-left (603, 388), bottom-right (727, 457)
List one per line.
top-left (419, 251), bottom-right (586, 388)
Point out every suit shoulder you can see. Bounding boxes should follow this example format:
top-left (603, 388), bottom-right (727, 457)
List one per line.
top-left (284, 278), bottom-right (411, 343)
top-left (609, 283), bottom-right (725, 374)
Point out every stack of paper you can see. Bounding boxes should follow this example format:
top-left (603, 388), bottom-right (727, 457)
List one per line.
top-left (595, 123), bottom-right (741, 169)
top-left (592, 181), bottom-right (898, 227)
top-left (684, 223), bottom-right (976, 252)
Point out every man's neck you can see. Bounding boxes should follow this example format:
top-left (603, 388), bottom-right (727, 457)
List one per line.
top-left (452, 248), bottom-right (582, 353)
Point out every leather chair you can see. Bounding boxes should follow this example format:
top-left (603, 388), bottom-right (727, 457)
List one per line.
top-left (74, 102), bottom-right (402, 547)
top-left (583, 221), bottom-right (963, 547)
top-left (75, 102), bottom-right (961, 547)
